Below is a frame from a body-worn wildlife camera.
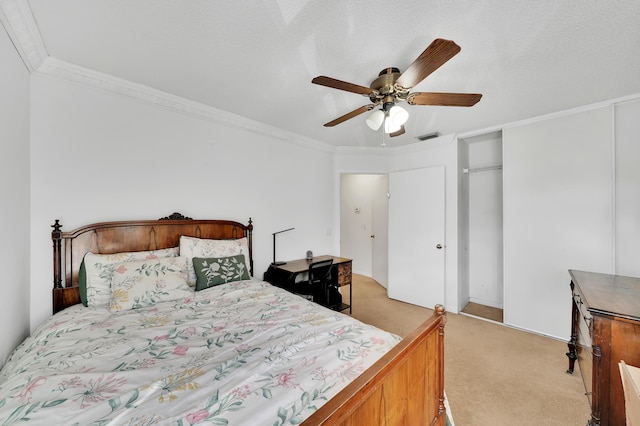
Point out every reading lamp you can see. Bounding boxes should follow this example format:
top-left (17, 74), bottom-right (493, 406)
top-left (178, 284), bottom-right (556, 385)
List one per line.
top-left (272, 227), bottom-right (294, 265)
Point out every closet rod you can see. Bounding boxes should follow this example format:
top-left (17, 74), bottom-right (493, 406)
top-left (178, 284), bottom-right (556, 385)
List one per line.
top-left (463, 165), bottom-right (503, 174)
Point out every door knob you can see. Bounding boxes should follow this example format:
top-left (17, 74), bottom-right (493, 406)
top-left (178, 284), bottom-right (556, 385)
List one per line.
top-left (436, 244), bottom-right (443, 249)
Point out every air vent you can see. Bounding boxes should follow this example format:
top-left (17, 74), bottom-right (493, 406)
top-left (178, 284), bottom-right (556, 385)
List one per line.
top-left (416, 132), bottom-right (441, 141)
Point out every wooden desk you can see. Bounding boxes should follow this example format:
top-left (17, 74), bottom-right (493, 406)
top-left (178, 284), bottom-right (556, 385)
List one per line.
top-left (264, 256), bottom-right (352, 313)
top-left (566, 270), bottom-right (640, 426)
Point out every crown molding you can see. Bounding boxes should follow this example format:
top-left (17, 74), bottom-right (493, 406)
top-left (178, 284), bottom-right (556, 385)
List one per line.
top-left (0, 0), bottom-right (47, 71)
top-left (458, 93), bottom-right (640, 140)
top-left (0, 0), bottom-right (333, 152)
top-left (335, 132), bottom-right (455, 155)
top-left (35, 57), bottom-right (335, 153)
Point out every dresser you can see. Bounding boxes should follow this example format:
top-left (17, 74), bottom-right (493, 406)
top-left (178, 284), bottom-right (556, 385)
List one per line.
top-left (566, 270), bottom-right (640, 425)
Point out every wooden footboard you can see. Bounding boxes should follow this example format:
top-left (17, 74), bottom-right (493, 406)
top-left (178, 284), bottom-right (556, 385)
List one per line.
top-left (302, 305), bottom-right (446, 426)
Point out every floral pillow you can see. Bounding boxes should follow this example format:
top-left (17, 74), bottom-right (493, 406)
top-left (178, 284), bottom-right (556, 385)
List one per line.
top-left (192, 255), bottom-right (251, 291)
top-left (82, 247), bottom-right (179, 307)
top-left (179, 236), bottom-right (251, 286)
top-left (109, 256), bottom-right (192, 312)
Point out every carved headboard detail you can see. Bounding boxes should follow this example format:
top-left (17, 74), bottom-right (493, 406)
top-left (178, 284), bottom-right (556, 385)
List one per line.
top-left (51, 213), bottom-right (253, 313)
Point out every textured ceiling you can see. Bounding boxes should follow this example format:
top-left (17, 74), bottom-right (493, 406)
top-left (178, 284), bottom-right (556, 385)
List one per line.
top-left (18, 1), bottom-right (640, 146)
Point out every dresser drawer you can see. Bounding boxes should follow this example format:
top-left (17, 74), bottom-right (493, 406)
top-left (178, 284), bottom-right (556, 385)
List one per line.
top-left (337, 261), bottom-right (352, 287)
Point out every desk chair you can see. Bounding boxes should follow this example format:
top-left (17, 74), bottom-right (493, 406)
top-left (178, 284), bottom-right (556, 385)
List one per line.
top-left (290, 259), bottom-right (332, 302)
top-left (308, 259), bottom-right (342, 310)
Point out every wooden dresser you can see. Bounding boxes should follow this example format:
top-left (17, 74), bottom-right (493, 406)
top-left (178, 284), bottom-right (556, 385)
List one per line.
top-left (566, 270), bottom-right (640, 425)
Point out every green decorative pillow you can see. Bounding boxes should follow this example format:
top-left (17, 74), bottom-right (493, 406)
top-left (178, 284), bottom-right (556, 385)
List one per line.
top-left (193, 255), bottom-right (250, 291)
top-left (179, 236), bottom-right (252, 286)
top-left (78, 258), bottom-right (89, 306)
top-left (79, 259), bottom-right (88, 306)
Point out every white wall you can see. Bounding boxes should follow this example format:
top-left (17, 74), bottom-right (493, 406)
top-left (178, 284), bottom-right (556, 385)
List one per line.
top-left (615, 99), bottom-right (640, 276)
top-left (29, 74), bottom-right (338, 330)
top-left (503, 107), bottom-right (614, 339)
top-left (0, 27), bottom-right (30, 366)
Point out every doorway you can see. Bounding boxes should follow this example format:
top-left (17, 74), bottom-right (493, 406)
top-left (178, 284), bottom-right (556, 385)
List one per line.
top-left (340, 168), bottom-right (447, 309)
top-left (339, 174), bottom-right (389, 287)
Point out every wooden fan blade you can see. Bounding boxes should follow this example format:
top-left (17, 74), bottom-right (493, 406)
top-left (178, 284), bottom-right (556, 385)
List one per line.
top-left (395, 39), bottom-right (461, 89)
top-left (389, 125), bottom-right (406, 137)
top-left (312, 76), bottom-right (372, 95)
top-left (324, 104), bottom-right (375, 127)
top-left (407, 92), bottom-right (482, 107)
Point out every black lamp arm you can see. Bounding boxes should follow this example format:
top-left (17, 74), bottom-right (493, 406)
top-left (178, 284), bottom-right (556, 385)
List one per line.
top-left (272, 227), bottom-right (295, 265)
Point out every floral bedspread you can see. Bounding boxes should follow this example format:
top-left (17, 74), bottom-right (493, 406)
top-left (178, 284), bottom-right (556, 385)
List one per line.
top-left (0, 280), bottom-right (401, 425)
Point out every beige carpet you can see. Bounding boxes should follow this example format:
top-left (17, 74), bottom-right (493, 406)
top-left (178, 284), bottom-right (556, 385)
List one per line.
top-left (343, 275), bottom-right (591, 425)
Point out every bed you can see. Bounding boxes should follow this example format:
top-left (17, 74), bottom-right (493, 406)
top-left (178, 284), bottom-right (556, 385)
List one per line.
top-left (0, 213), bottom-right (447, 425)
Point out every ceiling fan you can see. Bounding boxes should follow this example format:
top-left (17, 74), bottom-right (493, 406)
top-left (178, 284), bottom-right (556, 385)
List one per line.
top-left (311, 38), bottom-right (482, 137)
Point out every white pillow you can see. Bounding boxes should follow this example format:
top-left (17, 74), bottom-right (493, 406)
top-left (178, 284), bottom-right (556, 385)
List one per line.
top-left (84, 247), bottom-right (179, 307)
top-left (179, 236), bottom-right (251, 285)
top-left (109, 256), bottom-right (192, 312)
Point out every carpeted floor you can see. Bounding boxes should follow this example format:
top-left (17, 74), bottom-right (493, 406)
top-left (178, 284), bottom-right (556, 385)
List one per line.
top-left (343, 274), bottom-right (591, 425)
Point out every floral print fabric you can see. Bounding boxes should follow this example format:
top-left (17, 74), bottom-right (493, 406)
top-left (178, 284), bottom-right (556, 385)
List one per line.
top-left (0, 279), bottom-right (401, 425)
top-left (109, 257), bottom-right (192, 311)
top-left (84, 247), bottom-right (180, 307)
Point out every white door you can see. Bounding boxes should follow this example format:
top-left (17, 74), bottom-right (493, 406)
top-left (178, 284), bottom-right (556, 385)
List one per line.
top-left (388, 165), bottom-right (445, 308)
top-left (371, 175), bottom-right (389, 288)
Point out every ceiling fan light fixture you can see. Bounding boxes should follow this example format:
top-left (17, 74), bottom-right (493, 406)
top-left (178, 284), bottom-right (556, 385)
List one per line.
top-left (388, 105), bottom-right (409, 127)
top-left (384, 117), bottom-right (402, 134)
top-left (366, 109), bottom-right (385, 130)
top-left (312, 38), bottom-right (482, 140)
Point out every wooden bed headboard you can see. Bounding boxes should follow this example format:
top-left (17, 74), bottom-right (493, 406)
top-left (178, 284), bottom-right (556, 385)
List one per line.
top-left (51, 212), bottom-right (253, 314)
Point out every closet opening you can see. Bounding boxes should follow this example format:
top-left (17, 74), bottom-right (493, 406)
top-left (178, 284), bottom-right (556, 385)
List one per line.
top-left (460, 131), bottom-right (504, 323)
